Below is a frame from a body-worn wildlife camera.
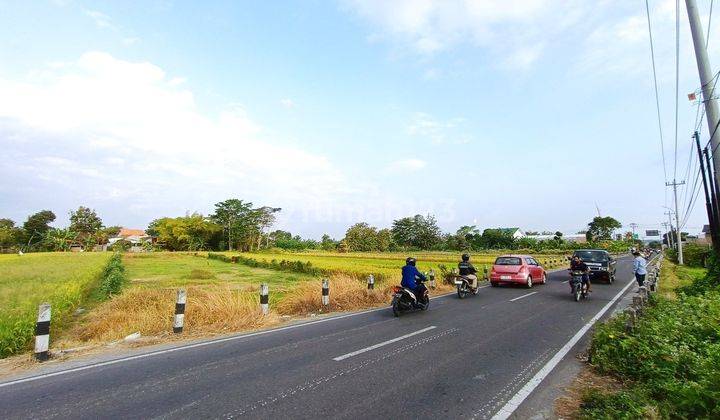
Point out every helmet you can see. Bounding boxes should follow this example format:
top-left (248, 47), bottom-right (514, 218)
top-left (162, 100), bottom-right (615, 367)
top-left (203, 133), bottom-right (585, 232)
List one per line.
top-left (406, 257), bottom-right (416, 266)
top-left (461, 253), bottom-right (470, 262)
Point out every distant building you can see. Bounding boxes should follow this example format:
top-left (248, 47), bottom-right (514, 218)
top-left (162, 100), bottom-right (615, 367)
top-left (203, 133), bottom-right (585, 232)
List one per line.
top-left (485, 228), bottom-right (526, 239)
top-left (702, 224), bottom-right (712, 244)
top-left (108, 228), bottom-right (152, 251)
top-left (524, 232), bottom-right (587, 243)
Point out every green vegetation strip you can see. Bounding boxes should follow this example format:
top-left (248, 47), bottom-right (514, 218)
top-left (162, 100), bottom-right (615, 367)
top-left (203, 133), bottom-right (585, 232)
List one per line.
top-left (0, 253), bottom-right (110, 358)
top-left (581, 259), bottom-right (720, 418)
top-left (221, 251), bottom-right (569, 282)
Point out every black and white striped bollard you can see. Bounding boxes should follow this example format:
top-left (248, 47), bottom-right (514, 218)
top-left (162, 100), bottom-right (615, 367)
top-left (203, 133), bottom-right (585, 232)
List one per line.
top-left (367, 274), bottom-right (375, 290)
top-left (260, 283), bottom-right (269, 315)
top-left (173, 289), bottom-right (186, 334)
top-left (34, 303), bottom-right (51, 361)
top-left (321, 279), bottom-right (329, 306)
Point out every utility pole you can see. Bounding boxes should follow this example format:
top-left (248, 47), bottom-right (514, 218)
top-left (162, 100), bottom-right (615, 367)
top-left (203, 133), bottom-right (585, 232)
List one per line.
top-left (667, 180), bottom-right (686, 264)
top-left (629, 223), bottom-right (638, 240)
top-left (686, 0), bottom-right (720, 193)
top-left (664, 210), bottom-right (675, 250)
top-left (661, 222), bottom-right (671, 249)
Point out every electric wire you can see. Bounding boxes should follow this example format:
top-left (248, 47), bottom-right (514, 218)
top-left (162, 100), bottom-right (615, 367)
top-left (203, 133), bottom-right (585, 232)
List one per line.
top-left (681, 168), bottom-right (703, 228)
top-left (708, 0), bottom-right (715, 48)
top-left (644, 0), bottom-right (669, 188)
top-left (674, 0), bottom-right (680, 181)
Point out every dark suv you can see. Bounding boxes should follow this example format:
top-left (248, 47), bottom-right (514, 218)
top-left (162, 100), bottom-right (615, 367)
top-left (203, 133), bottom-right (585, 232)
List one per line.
top-left (572, 249), bottom-right (616, 283)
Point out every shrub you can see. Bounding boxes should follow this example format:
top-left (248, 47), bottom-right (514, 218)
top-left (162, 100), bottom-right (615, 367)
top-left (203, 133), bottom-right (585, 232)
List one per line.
top-left (579, 389), bottom-right (655, 420)
top-left (586, 289), bottom-right (720, 418)
top-left (207, 253), bottom-right (232, 263)
top-left (98, 253), bottom-right (127, 297)
top-left (109, 239), bottom-right (131, 252)
top-left (682, 243), bottom-right (711, 268)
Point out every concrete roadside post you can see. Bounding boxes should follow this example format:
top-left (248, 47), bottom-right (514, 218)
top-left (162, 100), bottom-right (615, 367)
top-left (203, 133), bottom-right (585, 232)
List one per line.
top-left (173, 289), bottom-right (186, 334)
top-left (483, 265), bottom-right (489, 281)
top-left (625, 307), bottom-right (637, 332)
top-left (34, 303), bottom-right (51, 361)
top-left (428, 269), bottom-right (436, 289)
top-left (260, 283), bottom-right (269, 315)
top-left (367, 274), bottom-right (374, 290)
top-left (321, 278), bottom-right (329, 307)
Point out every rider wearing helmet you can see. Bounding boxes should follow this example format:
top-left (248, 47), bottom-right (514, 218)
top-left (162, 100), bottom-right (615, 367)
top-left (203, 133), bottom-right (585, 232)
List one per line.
top-left (458, 253), bottom-right (478, 289)
top-left (570, 255), bottom-right (591, 293)
top-left (401, 257), bottom-right (428, 303)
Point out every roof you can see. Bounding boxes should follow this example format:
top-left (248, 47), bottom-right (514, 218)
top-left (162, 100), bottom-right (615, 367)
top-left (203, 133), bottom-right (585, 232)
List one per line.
top-left (118, 228), bottom-right (147, 237)
top-left (484, 228), bottom-right (522, 234)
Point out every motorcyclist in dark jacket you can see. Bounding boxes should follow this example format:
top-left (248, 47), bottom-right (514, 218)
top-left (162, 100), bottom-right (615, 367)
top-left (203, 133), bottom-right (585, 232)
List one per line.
top-left (401, 257), bottom-right (427, 303)
top-left (458, 253), bottom-right (478, 289)
top-left (570, 255), bottom-right (591, 293)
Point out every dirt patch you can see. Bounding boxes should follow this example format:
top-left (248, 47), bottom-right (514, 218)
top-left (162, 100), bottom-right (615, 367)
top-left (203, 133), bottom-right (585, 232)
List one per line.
top-left (554, 365), bottom-right (623, 419)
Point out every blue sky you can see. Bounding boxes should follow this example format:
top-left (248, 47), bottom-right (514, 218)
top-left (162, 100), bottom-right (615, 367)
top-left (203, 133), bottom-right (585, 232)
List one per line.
top-left (1, 0), bottom-right (718, 239)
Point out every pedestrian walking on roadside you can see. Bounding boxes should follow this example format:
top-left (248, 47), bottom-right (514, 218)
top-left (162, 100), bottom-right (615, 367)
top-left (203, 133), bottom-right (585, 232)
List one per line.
top-left (632, 250), bottom-right (647, 289)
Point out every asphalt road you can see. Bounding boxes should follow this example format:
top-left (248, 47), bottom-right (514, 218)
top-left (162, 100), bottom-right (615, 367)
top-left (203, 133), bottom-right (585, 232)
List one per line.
top-left (0, 256), bottom-right (639, 419)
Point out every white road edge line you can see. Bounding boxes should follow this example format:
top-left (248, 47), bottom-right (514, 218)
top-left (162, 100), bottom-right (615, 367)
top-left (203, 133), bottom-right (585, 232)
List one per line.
top-left (0, 291), bottom-right (458, 389)
top-left (489, 276), bottom-right (637, 420)
top-left (332, 326), bottom-right (437, 361)
top-left (509, 292), bottom-right (537, 302)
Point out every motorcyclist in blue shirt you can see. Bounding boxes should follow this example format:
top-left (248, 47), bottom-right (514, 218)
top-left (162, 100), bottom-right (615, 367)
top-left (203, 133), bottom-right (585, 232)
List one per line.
top-left (401, 257), bottom-right (428, 304)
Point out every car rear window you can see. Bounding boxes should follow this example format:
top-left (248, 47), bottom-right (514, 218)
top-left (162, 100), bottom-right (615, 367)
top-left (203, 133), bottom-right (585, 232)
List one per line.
top-left (573, 250), bottom-right (608, 262)
top-left (495, 257), bottom-right (522, 265)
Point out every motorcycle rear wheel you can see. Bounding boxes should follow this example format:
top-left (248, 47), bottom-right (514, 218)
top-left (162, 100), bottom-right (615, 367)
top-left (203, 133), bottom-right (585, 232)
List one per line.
top-left (391, 297), bottom-right (401, 317)
top-left (457, 285), bottom-right (468, 299)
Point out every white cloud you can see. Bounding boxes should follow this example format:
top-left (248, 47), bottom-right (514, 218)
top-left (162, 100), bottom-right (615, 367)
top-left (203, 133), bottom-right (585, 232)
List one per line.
top-left (122, 37), bottom-right (141, 46)
top-left (576, 0), bottom-right (720, 82)
top-left (280, 98), bottom-right (295, 108)
top-left (407, 112), bottom-right (471, 144)
top-left (83, 9), bottom-right (115, 30)
top-left (0, 52), bottom-right (362, 225)
top-left (341, 0), bottom-right (586, 69)
top-left (388, 158), bottom-right (427, 172)
top-left (168, 76), bottom-right (187, 86)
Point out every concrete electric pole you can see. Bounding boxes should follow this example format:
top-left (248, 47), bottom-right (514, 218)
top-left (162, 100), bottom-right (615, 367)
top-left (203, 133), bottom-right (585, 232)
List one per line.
top-left (667, 180), bottom-right (686, 264)
top-left (686, 0), bottom-right (720, 188)
top-left (664, 209), bottom-right (675, 250)
top-left (661, 222), bottom-right (671, 249)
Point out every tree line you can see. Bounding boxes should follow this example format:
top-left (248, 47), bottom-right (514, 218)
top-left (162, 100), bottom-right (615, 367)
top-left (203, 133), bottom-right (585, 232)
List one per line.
top-left (1, 199), bottom-right (631, 253)
top-left (0, 207), bottom-right (120, 252)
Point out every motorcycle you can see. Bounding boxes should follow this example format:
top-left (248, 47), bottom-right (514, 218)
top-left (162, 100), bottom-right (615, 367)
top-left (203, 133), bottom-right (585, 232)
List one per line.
top-left (391, 276), bottom-right (429, 317)
top-left (453, 275), bottom-right (479, 299)
top-left (569, 270), bottom-right (588, 302)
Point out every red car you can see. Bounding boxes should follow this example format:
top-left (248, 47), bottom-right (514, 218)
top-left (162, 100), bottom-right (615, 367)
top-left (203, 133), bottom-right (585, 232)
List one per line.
top-left (489, 255), bottom-right (547, 288)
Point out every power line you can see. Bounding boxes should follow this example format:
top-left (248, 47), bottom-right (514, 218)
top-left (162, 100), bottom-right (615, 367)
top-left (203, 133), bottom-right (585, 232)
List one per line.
top-left (644, 0), bottom-right (669, 185)
top-left (693, 70), bottom-right (720, 136)
top-left (680, 138), bottom-right (696, 208)
top-left (674, 0), bottom-right (681, 181)
top-left (681, 168), bottom-right (703, 228)
top-left (708, 0), bottom-right (715, 47)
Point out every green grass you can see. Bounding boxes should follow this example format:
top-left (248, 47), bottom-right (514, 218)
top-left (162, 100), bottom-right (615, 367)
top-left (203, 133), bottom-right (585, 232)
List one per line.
top-left (232, 250), bottom-right (569, 281)
top-left (124, 252), bottom-right (316, 290)
top-left (0, 252), bottom-right (110, 358)
top-left (658, 260), bottom-right (707, 299)
top-left (582, 262), bottom-right (720, 418)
